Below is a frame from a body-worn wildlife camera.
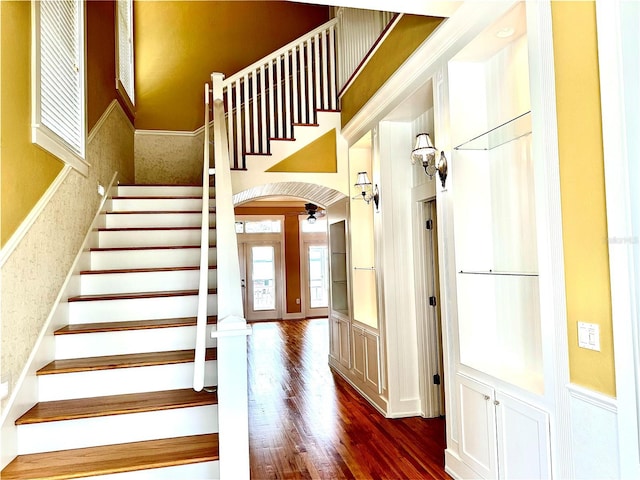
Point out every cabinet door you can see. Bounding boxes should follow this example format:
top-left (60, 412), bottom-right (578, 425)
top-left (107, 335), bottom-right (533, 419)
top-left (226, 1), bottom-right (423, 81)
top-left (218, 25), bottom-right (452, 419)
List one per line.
top-left (352, 326), bottom-right (366, 380)
top-left (329, 317), bottom-right (340, 361)
top-left (364, 331), bottom-right (380, 392)
top-left (339, 319), bottom-right (351, 368)
top-left (458, 375), bottom-right (498, 479)
top-left (495, 392), bottom-right (551, 479)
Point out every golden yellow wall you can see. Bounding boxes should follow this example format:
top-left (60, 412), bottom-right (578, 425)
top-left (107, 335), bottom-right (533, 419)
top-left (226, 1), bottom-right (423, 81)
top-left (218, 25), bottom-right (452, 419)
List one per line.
top-left (1, 1), bottom-right (63, 247)
top-left (1, 0), bottom-right (124, 247)
top-left (134, 1), bottom-right (329, 131)
top-left (551, 1), bottom-right (615, 396)
top-left (340, 15), bottom-right (443, 128)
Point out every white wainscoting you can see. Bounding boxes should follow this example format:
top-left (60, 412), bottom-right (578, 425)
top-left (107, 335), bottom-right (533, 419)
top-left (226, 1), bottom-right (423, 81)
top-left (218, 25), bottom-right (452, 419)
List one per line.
top-left (568, 384), bottom-right (620, 480)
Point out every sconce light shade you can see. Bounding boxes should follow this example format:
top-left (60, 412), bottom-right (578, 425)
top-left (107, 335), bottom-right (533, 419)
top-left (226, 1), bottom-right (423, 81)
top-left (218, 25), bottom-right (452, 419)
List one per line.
top-left (353, 171), bottom-right (380, 210)
top-left (355, 171), bottom-right (372, 188)
top-left (411, 133), bottom-right (448, 188)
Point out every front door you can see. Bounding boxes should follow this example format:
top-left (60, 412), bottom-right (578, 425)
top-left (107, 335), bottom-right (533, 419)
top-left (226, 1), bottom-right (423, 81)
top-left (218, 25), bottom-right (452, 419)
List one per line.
top-left (244, 242), bottom-right (282, 321)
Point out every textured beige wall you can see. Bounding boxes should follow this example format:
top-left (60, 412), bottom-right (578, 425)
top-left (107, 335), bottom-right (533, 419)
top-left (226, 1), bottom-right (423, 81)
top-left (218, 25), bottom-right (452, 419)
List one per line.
top-left (134, 132), bottom-right (204, 185)
top-left (1, 104), bottom-right (134, 412)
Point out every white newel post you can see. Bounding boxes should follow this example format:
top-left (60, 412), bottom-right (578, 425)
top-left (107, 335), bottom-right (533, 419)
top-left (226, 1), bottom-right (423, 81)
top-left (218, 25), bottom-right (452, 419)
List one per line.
top-left (211, 72), bottom-right (251, 480)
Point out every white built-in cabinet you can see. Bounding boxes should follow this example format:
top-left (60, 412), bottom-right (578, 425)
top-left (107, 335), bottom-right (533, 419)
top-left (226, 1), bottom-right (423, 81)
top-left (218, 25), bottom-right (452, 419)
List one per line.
top-left (443, 4), bottom-right (552, 478)
top-left (457, 374), bottom-right (551, 479)
top-left (327, 153), bottom-right (384, 411)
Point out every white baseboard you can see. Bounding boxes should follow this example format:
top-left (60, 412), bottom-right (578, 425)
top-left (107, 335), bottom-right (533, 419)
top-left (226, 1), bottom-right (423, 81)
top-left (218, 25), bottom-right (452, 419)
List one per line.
top-left (445, 448), bottom-right (484, 480)
top-left (328, 358), bottom-right (388, 415)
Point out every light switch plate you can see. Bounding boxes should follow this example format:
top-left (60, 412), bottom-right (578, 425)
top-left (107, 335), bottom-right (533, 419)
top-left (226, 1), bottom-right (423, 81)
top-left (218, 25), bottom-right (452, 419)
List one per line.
top-left (578, 321), bottom-right (601, 351)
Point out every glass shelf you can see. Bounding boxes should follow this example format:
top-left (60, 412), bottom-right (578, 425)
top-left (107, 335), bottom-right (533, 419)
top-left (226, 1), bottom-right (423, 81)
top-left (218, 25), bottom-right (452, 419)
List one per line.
top-left (454, 111), bottom-right (531, 151)
top-left (459, 270), bottom-right (538, 277)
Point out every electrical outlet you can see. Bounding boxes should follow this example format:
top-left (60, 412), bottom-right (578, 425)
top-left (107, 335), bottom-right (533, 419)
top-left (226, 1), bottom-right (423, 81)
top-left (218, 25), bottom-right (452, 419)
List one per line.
top-left (296, 298), bottom-right (301, 305)
top-left (97, 184), bottom-right (105, 197)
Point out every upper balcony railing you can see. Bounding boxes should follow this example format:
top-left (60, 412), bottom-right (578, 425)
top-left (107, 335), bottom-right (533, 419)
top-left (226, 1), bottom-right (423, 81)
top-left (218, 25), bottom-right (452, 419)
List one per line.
top-left (221, 19), bottom-right (338, 170)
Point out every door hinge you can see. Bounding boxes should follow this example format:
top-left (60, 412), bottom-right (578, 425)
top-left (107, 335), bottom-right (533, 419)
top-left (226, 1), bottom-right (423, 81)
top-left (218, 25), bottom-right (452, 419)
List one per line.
top-left (426, 219), bottom-right (433, 230)
top-left (429, 296), bottom-right (437, 307)
top-left (433, 373), bottom-right (441, 385)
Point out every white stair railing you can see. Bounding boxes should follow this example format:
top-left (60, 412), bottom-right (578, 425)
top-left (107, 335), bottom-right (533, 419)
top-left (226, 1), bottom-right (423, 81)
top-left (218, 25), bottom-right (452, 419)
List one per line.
top-left (335, 7), bottom-right (397, 93)
top-left (222, 19), bottom-right (338, 170)
top-left (211, 72), bottom-right (252, 479)
top-left (193, 83), bottom-right (212, 392)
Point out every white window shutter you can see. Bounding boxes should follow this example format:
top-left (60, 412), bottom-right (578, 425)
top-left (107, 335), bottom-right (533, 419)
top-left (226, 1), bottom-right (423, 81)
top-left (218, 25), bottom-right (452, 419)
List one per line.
top-left (117, 0), bottom-right (134, 104)
top-left (33, 0), bottom-right (87, 174)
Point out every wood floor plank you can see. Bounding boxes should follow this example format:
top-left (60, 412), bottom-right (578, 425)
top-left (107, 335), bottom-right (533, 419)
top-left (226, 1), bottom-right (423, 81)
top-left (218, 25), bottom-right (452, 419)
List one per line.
top-left (16, 388), bottom-right (218, 424)
top-left (37, 348), bottom-right (217, 375)
top-left (0, 433), bottom-right (219, 480)
top-left (67, 288), bottom-right (216, 303)
top-left (55, 316), bottom-right (217, 335)
top-left (247, 319), bottom-right (450, 479)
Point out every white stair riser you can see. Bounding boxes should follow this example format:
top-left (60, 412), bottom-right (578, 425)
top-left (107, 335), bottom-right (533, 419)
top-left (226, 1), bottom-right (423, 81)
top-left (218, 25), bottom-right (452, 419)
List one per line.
top-left (55, 325), bottom-right (217, 359)
top-left (69, 294), bottom-right (217, 324)
top-left (111, 198), bottom-right (215, 212)
top-left (38, 361), bottom-right (217, 401)
top-left (81, 461), bottom-right (219, 480)
top-left (17, 405), bottom-right (218, 455)
top-left (98, 229), bottom-right (216, 249)
top-left (80, 269), bottom-right (217, 295)
top-left (104, 213), bottom-right (216, 229)
top-left (90, 248), bottom-right (217, 271)
top-left (116, 186), bottom-right (212, 197)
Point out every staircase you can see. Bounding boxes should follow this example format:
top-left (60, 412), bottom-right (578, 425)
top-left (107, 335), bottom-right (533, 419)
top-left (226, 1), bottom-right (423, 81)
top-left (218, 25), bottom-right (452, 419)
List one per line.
top-left (1, 185), bottom-right (220, 480)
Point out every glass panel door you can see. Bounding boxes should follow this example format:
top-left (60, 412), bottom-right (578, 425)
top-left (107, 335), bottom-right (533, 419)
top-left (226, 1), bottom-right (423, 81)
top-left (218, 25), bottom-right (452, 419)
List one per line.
top-left (305, 243), bottom-right (329, 317)
top-left (246, 243), bottom-right (282, 320)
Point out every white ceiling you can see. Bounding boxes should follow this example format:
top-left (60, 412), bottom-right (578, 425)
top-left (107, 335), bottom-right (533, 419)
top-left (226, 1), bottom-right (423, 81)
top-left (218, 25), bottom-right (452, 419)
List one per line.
top-left (286, 0), bottom-right (462, 17)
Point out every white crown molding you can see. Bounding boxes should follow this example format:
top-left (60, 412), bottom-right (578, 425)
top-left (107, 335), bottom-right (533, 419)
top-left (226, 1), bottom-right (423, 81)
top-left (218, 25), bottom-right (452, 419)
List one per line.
top-left (88, 99), bottom-right (134, 144)
top-left (0, 165), bottom-right (73, 268)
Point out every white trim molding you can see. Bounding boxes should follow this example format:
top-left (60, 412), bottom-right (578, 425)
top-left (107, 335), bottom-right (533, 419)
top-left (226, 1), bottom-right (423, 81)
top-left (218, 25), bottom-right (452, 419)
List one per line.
top-left (88, 99), bottom-right (134, 144)
top-left (0, 166), bottom-right (72, 268)
top-left (595, 1), bottom-right (640, 478)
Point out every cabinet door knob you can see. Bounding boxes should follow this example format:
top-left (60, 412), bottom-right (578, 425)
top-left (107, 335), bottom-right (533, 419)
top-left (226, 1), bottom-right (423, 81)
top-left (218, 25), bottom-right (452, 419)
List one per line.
top-left (484, 395), bottom-right (490, 401)
top-left (494, 400), bottom-right (500, 406)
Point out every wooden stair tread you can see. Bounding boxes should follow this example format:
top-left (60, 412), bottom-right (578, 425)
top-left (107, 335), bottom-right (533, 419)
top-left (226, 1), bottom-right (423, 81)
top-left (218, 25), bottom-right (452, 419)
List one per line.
top-left (79, 265), bottom-right (216, 275)
top-left (112, 196), bottom-right (204, 200)
top-left (90, 245), bottom-right (202, 252)
top-left (37, 348), bottom-right (217, 375)
top-left (55, 316), bottom-right (218, 335)
top-left (97, 226), bottom-right (205, 231)
top-left (105, 210), bottom-right (215, 214)
top-left (0, 433), bottom-right (219, 480)
top-left (16, 388), bottom-right (218, 425)
top-left (68, 288), bottom-right (216, 302)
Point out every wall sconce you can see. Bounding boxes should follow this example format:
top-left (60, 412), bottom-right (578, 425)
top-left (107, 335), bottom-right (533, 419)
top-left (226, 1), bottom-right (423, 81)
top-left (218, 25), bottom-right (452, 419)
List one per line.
top-left (411, 133), bottom-right (448, 188)
top-left (353, 171), bottom-right (380, 210)
top-left (305, 203), bottom-right (318, 224)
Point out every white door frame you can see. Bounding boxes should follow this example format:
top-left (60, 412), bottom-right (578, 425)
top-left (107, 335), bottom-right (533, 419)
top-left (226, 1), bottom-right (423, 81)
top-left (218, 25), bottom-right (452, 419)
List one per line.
top-left (240, 240), bottom-right (284, 321)
top-left (301, 235), bottom-right (329, 318)
top-left (596, 1), bottom-right (640, 476)
top-left (414, 198), bottom-right (444, 418)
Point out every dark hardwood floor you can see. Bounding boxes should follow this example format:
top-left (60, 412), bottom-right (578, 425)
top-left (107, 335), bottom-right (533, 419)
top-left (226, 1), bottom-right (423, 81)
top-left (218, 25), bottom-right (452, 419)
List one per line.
top-left (248, 319), bottom-right (449, 479)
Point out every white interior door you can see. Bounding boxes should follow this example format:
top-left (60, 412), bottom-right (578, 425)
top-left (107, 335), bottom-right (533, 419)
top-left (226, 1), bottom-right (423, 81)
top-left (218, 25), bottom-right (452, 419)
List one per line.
top-left (422, 200), bottom-right (445, 417)
top-left (303, 242), bottom-right (329, 317)
top-left (245, 242), bottom-right (282, 321)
